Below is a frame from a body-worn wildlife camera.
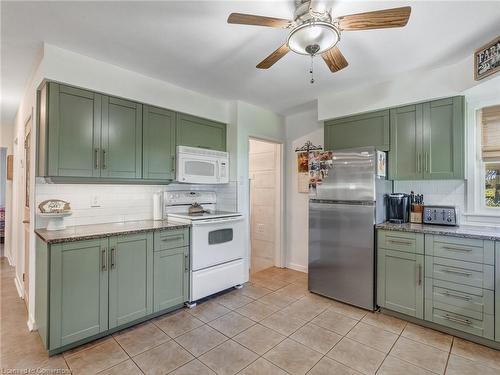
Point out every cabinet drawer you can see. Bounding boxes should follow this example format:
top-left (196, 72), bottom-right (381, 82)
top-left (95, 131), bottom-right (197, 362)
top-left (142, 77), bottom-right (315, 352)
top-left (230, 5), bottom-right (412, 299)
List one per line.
top-left (425, 302), bottom-right (494, 340)
top-left (378, 230), bottom-right (424, 254)
top-left (154, 229), bottom-right (189, 251)
top-left (425, 278), bottom-right (494, 315)
top-left (425, 235), bottom-right (494, 265)
top-left (425, 256), bottom-right (494, 290)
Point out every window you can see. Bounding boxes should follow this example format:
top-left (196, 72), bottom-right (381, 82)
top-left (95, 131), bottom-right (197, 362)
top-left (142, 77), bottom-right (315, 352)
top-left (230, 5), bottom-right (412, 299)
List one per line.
top-left (481, 105), bottom-right (500, 209)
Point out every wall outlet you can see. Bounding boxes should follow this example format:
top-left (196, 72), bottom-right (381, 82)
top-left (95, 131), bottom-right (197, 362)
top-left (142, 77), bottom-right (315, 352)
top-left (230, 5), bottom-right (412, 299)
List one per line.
top-left (90, 195), bottom-right (102, 207)
top-left (256, 223), bottom-right (265, 234)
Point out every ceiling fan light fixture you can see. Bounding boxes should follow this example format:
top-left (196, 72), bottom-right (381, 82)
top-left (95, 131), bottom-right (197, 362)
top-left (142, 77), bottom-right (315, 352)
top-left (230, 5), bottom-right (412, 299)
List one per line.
top-left (287, 21), bottom-right (339, 56)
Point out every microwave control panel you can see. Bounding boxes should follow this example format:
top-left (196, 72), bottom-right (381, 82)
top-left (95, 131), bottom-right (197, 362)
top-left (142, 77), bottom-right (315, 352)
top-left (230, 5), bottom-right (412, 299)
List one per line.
top-left (423, 206), bottom-right (457, 226)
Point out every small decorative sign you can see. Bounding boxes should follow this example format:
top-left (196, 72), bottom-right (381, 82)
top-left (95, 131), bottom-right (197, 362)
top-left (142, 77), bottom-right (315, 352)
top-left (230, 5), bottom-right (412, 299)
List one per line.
top-left (38, 199), bottom-right (71, 214)
top-left (475, 36), bottom-right (500, 81)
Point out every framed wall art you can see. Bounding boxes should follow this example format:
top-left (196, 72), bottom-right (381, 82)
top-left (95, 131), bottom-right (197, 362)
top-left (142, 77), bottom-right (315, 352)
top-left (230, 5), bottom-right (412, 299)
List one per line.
top-left (475, 36), bottom-right (500, 81)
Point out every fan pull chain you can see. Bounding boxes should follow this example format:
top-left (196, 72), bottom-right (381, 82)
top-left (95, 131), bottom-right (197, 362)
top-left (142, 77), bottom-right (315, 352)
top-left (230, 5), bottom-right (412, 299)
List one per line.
top-left (309, 55), bottom-right (315, 84)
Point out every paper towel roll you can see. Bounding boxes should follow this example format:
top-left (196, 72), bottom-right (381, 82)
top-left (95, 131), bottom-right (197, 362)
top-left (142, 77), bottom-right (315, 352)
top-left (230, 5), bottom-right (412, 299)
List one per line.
top-left (153, 192), bottom-right (163, 220)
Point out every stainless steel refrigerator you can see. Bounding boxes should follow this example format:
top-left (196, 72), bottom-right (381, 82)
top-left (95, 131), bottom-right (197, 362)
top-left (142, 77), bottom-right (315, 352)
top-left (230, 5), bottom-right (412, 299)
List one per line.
top-left (308, 146), bottom-right (392, 310)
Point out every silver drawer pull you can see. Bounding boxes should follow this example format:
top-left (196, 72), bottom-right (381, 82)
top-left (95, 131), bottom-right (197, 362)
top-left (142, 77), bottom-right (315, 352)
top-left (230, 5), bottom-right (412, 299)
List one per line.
top-left (442, 246), bottom-right (472, 252)
top-left (444, 314), bottom-right (472, 325)
top-left (161, 235), bottom-right (184, 242)
top-left (443, 291), bottom-right (471, 301)
top-left (388, 239), bottom-right (412, 245)
top-left (441, 268), bottom-right (473, 277)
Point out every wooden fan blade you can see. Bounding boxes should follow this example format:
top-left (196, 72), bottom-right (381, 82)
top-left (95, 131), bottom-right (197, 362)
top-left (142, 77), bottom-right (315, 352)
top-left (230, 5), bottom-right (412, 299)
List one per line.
top-left (257, 44), bottom-right (290, 69)
top-left (321, 47), bottom-right (348, 72)
top-left (227, 13), bottom-right (292, 28)
top-left (337, 6), bottom-right (411, 31)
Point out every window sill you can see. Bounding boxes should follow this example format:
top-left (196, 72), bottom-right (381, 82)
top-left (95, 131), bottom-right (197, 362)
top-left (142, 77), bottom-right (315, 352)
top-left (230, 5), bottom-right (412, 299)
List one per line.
top-left (463, 212), bottom-right (500, 226)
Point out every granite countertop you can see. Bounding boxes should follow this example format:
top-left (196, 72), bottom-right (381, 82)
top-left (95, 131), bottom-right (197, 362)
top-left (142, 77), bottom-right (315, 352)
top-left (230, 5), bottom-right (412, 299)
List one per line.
top-left (35, 220), bottom-right (190, 244)
top-left (376, 222), bottom-right (500, 241)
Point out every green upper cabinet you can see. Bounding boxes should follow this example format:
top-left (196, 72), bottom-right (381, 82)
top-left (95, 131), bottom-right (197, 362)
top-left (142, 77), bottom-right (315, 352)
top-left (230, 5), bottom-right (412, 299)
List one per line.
top-left (176, 113), bottom-right (226, 151)
top-left (101, 96), bottom-right (143, 179)
top-left (108, 233), bottom-right (153, 329)
top-left (143, 105), bottom-right (176, 180)
top-left (45, 83), bottom-right (102, 177)
top-left (324, 109), bottom-right (390, 151)
top-left (49, 239), bottom-right (109, 350)
top-left (389, 104), bottom-right (423, 180)
top-left (423, 97), bottom-right (464, 179)
top-left (389, 96), bottom-right (464, 180)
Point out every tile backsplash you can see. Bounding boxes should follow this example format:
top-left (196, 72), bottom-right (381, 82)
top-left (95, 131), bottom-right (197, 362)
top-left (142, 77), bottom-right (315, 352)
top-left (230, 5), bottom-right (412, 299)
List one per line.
top-left (35, 179), bottom-right (238, 229)
top-left (394, 180), bottom-right (466, 221)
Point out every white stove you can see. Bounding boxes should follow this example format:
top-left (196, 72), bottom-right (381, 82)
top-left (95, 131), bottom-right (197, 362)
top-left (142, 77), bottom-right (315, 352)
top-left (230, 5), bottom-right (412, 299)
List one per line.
top-left (164, 191), bottom-right (245, 305)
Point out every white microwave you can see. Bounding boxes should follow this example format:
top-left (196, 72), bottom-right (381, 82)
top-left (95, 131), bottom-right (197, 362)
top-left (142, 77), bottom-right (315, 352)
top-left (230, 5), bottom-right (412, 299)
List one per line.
top-left (176, 146), bottom-right (229, 184)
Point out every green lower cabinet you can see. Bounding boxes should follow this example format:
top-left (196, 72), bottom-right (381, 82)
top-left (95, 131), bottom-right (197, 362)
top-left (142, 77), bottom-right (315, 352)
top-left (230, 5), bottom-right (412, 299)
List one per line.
top-left (496, 242), bottom-right (500, 342)
top-left (153, 247), bottom-right (189, 312)
top-left (49, 239), bottom-right (109, 350)
top-left (377, 248), bottom-right (424, 318)
top-left (176, 113), bottom-right (226, 151)
top-left (108, 233), bottom-right (153, 329)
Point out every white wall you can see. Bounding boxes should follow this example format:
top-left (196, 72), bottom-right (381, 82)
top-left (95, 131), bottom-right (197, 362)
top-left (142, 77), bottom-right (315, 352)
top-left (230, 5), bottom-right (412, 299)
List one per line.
top-left (1, 123), bottom-right (15, 262)
top-left (284, 109), bottom-right (323, 272)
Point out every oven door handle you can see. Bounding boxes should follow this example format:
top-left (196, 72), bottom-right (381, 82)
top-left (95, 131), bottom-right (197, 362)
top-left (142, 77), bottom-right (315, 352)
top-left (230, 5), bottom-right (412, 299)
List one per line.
top-left (192, 216), bottom-right (244, 225)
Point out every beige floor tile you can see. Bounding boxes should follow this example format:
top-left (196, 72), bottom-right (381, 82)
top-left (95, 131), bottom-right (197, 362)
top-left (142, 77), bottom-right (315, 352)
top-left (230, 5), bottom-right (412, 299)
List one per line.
top-left (199, 340), bottom-right (258, 375)
top-left (113, 322), bottom-right (169, 356)
top-left (273, 283), bottom-right (308, 299)
top-left (169, 359), bottom-right (216, 375)
top-left (208, 311), bottom-right (255, 337)
top-left (133, 340), bottom-right (194, 375)
top-left (290, 323), bottom-right (342, 354)
top-left (235, 300), bottom-right (280, 321)
top-left (96, 359), bottom-right (143, 375)
top-left (402, 323), bottom-right (453, 352)
top-left (390, 337), bottom-right (448, 374)
top-left (65, 339), bottom-right (129, 375)
top-left (328, 300), bottom-right (368, 320)
top-left (188, 300), bottom-right (231, 322)
top-left (327, 337), bottom-right (386, 375)
top-left (263, 338), bottom-right (322, 375)
top-left (361, 312), bottom-right (407, 334)
top-left (153, 310), bottom-right (204, 338)
top-left (451, 337), bottom-right (500, 370)
top-left (214, 290), bottom-right (253, 309)
top-left (377, 355), bottom-right (435, 375)
top-left (252, 276), bottom-right (289, 291)
top-left (300, 293), bottom-right (334, 308)
top-left (63, 336), bottom-right (115, 358)
top-left (308, 357), bottom-right (363, 375)
top-left (280, 298), bottom-right (328, 321)
top-left (272, 271), bottom-right (306, 283)
top-left (445, 354), bottom-right (500, 375)
top-left (239, 284), bottom-right (272, 299)
top-left (311, 309), bottom-right (358, 336)
top-left (347, 322), bottom-right (398, 353)
top-left (258, 291), bottom-right (296, 308)
top-left (175, 324), bottom-right (227, 357)
top-left (233, 323), bottom-right (286, 355)
top-left (291, 277), bottom-right (308, 288)
top-left (260, 310), bottom-right (307, 336)
top-left (238, 357), bottom-right (288, 375)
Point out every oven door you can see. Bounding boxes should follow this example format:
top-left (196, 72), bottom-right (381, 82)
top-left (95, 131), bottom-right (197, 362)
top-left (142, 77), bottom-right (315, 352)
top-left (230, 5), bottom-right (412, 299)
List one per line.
top-left (177, 154), bottom-right (219, 184)
top-left (191, 216), bottom-right (245, 270)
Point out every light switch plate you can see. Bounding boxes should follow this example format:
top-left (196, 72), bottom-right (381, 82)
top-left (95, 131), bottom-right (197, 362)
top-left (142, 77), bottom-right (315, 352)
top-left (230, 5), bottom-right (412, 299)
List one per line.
top-left (90, 195), bottom-right (101, 207)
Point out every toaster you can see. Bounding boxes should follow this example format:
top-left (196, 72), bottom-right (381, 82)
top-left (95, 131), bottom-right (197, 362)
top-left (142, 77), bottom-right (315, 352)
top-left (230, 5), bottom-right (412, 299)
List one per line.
top-left (423, 205), bottom-right (458, 226)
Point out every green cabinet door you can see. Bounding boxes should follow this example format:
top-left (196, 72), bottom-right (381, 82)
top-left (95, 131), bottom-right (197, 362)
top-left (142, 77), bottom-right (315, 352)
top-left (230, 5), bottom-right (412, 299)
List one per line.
top-left (176, 113), bottom-right (226, 151)
top-left (49, 239), bottom-right (108, 350)
top-left (324, 110), bottom-right (390, 151)
top-left (47, 83), bottom-right (102, 177)
top-left (377, 248), bottom-right (424, 318)
top-left (101, 96), bottom-right (143, 179)
top-left (423, 97), bottom-right (464, 179)
top-left (143, 105), bottom-right (176, 180)
top-left (389, 104), bottom-right (423, 180)
top-left (153, 247), bottom-right (189, 312)
top-left (108, 233), bottom-right (153, 329)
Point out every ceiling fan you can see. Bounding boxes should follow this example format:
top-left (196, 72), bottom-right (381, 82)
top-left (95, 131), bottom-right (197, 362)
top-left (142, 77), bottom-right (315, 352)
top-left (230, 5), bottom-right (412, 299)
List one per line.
top-left (227, 0), bottom-right (411, 81)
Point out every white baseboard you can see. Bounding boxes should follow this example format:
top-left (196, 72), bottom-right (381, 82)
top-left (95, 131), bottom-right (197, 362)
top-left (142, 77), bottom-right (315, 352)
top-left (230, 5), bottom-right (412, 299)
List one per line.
top-left (6, 252), bottom-right (14, 266)
top-left (286, 262), bottom-right (308, 273)
top-left (27, 314), bottom-right (37, 331)
top-left (14, 275), bottom-right (25, 299)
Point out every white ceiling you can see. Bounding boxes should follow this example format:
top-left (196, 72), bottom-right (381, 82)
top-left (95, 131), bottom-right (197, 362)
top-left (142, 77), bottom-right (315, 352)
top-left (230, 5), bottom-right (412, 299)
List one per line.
top-left (1, 1), bottom-right (499, 124)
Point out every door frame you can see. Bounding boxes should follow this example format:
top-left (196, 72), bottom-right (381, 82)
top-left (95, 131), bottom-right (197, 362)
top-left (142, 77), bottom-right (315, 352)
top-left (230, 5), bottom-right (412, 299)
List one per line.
top-left (22, 113), bottom-right (33, 306)
top-left (248, 136), bottom-right (285, 271)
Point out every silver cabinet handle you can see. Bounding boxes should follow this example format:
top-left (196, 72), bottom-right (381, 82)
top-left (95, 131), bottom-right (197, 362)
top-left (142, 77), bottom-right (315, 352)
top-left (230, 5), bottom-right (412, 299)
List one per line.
top-left (184, 254), bottom-right (189, 271)
top-left (102, 248), bottom-right (107, 271)
top-left (171, 155), bottom-right (175, 172)
top-left (444, 314), bottom-right (472, 325)
top-left (388, 239), bottom-right (412, 245)
top-left (425, 152), bottom-right (429, 173)
top-left (94, 148), bottom-right (100, 169)
top-left (110, 247), bottom-right (116, 269)
top-left (441, 268), bottom-right (472, 277)
top-left (442, 246), bottom-right (472, 253)
top-left (416, 153), bottom-right (421, 173)
top-left (443, 290), bottom-right (471, 301)
top-left (162, 235), bottom-right (184, 242)
top-left (416, 264), bottom-right (422, 286)
top-left (102, 149), bottom-right (107, 169)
